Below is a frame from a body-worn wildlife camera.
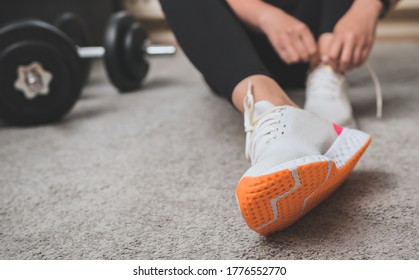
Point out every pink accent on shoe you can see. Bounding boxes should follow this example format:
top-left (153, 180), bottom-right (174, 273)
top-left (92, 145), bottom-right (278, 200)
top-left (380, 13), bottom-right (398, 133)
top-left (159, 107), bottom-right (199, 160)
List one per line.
top-left (333, 123), bottom-right (343, 135)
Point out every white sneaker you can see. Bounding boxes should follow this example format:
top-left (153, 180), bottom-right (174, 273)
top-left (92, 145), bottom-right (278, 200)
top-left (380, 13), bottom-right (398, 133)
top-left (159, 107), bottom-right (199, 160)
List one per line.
top-left (304, 65), bottom-right (357, 128)
top-left (236, 83), bottom-right (371, 235)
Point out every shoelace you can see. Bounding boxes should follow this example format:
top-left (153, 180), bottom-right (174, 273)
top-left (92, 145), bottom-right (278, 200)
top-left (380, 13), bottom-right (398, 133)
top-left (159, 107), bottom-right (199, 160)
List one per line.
top-left (366, 63), bottom-right (383, 118)
top-left (244, 82), bottom-right (286, 165)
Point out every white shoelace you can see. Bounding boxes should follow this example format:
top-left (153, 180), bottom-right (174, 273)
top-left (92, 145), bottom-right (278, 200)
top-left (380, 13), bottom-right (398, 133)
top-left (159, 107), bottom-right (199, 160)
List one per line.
top-left (244, 82), bottom-right (286, 165)
top-left (366, 63), bottom-right (383, 118)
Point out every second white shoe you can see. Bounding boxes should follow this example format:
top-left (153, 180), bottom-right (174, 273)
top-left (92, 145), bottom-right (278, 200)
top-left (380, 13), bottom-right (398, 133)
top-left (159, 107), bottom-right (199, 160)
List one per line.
top-left (304, 65), bottom-right (357, 128)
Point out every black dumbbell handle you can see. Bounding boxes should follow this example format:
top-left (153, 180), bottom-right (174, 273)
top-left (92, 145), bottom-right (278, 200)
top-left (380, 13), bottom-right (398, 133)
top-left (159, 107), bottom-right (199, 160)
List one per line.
top-left (78, 45), bottom-right (176, 59)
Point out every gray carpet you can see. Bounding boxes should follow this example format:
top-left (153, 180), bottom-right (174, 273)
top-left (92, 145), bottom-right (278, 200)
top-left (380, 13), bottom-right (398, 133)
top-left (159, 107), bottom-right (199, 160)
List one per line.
top-left (1, 42), bottom-right (418, 260)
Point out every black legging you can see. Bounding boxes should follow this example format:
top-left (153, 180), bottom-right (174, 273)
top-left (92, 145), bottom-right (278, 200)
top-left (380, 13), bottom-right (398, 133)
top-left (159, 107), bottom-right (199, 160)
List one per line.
top-left (159, 0), bottom-right (353, 102)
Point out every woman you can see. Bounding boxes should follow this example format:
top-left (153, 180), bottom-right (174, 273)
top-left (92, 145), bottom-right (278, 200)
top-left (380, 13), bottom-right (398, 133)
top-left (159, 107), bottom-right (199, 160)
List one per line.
top-left (158, 0), bottom-right (398, 235)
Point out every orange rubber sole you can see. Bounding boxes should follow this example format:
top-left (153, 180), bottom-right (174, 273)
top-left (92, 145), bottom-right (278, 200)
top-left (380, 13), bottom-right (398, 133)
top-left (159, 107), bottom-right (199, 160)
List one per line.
top-left (236, 136), bottom-right (371, 236)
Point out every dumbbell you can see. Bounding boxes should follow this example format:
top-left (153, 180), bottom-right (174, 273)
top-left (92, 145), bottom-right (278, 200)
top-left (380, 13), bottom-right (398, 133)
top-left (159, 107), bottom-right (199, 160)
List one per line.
top-left (54, 11), bottom-right (175, 92)
top-left (0, 19), bottom-right (83, 126)
top-left (55, 11), bottom-right (175, 92)
top-left (54, 13), bottom-right (91, 86)
top-left (0, 12), bottom-right (175, 126)
top-left (78, 11), bottom-right (176, 92)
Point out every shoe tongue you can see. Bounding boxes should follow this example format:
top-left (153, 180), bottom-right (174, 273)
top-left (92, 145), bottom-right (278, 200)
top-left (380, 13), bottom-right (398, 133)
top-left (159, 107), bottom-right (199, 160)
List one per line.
top-left (254, 100), bottom-right (276, 118)
top-left (312, 64), bottom-right (343, 79)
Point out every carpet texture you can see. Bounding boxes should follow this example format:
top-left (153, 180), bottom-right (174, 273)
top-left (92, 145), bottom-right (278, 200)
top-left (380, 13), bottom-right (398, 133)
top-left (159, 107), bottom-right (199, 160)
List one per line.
top-left (1, 42), bottom-right (418, 260)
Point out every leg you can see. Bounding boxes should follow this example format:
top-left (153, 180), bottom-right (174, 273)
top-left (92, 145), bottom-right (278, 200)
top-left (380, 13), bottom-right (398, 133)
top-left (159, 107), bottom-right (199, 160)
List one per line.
top-left (159, 0), bottom-right (297, 112)
top-left (233, 2), bottom-right (370, 236)
top-left (160, 1), bottom-right (371, 236)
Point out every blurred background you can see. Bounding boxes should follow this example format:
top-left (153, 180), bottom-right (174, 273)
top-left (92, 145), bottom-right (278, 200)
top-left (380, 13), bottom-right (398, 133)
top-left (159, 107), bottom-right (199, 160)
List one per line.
top-left (1, 0), bottom-right (417, 45)
top-left (126, 0), bottom-right (419, 43)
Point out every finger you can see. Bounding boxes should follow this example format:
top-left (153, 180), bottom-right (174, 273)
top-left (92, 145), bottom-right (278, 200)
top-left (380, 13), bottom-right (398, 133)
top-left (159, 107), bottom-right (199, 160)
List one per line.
top-left (352, 43), bottom-right (364, 68)
top-left (328, 37), bottom-right (343, 71)
top-left (278, 34), bottom-right (299, 64)
top-left (278, 49), bottom-right (292, 64)
top-left (285, 44), bottom-right (300, 64)
top-left (292, 35), bottom-right (309, 62)
top-left (339, 36), bottom-right (355, 72)
top-left (274, 43), bottom-right (293, 64)
top-left (271, 36), bottom-right (291, 64)
top-left (300, 29), bottom-right (317, 58)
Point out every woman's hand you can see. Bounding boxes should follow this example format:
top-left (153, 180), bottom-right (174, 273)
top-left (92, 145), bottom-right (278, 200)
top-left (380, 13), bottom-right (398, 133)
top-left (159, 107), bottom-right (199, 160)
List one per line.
top-left (259, 8), bottom-right (317, 64)
top-left (328, 0), bottom-right (383, 72)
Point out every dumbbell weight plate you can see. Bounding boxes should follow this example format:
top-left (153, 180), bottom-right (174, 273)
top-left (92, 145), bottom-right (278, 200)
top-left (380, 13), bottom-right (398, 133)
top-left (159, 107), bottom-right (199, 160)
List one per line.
top-left (0, 20), bottom-right (83, 126)
top-left (55, 13), bottom-right (91, 85)
top-left (104, 12), bottom-right (150, 92)
top-left (123, 22), bottom-right (149, 82)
